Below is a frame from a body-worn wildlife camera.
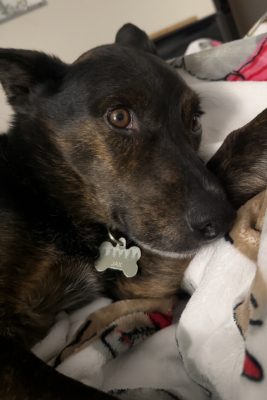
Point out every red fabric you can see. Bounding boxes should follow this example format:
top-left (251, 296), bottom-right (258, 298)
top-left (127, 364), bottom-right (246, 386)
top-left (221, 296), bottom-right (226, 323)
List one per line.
top-left (243, 351), bottom-right (263, 381)
top-left (148, 312), bottom-right (173, 329)
top-left (227, 37), bottom-right (267, 81)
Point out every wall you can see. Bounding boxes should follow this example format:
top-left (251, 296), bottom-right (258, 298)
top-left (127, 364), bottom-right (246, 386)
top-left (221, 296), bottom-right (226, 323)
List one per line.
top-left (0, 0), bottom-right (214, 130)
top-left (0, 0), bottom-right (214, 62)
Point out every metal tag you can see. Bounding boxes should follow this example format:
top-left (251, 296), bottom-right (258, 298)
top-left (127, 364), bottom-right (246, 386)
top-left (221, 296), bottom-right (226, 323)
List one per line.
top-left (95, 237), bottom-right (141, 278)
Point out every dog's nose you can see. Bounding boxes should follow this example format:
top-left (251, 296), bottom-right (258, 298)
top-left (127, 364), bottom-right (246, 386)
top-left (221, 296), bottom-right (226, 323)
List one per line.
top-left (187, 199), bottom-right (235, 241)
top-left (189, 217), bottom-right (221, 240)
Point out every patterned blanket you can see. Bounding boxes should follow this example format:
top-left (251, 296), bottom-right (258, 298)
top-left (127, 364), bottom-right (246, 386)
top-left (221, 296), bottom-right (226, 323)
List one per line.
top-left (33, 190), bottom-right (267, 400)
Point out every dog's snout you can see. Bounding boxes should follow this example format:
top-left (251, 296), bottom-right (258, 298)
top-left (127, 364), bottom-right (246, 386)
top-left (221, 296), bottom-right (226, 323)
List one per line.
top-left (188, 211), bottom-right (234, 240)
top-left (188, 205), bottom-right (235, 241)
top-left (186, 184), bottom-right (236, 242)
top-left (189, 218), bottom-right (220, 240)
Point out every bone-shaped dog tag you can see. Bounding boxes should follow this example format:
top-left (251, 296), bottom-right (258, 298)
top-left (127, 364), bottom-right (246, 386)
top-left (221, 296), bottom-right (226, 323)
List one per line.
top-left (95, 237), bottom-right (141, 278)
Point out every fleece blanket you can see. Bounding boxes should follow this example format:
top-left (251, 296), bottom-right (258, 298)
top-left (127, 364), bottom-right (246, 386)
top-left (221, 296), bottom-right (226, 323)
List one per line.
top-left (32, 34), bottom-right (267, 400)
top-left (33, 190), bottom-right (267, 400)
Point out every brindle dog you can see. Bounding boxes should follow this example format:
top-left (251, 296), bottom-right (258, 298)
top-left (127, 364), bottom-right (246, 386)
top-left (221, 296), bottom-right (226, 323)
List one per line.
top-left (0, 24), bottom-right (234, 399)
top-left (208, 108), bottom-right (267, 209)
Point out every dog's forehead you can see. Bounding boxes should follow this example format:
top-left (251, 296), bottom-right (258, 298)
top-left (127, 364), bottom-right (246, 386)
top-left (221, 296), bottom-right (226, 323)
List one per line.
top-left (71, 44), bottom-right (190, 100)
top-left (75, 45), bottom-right (164, 79)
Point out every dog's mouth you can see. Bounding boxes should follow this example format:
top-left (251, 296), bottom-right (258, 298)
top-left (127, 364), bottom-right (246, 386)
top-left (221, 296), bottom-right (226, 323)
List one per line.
top-left (108, 207), bottom-right (230, 260)
top-left (132, 238), bottom-right (199, 259)
top-left (108, 227), bottom-right (200, 260)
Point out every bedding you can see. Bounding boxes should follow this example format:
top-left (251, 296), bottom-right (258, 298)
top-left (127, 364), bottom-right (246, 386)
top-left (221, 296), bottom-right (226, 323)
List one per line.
top-left (32, 189), bottom-right (267, 400)
top-left (32, 33), bottom-right (267, 400)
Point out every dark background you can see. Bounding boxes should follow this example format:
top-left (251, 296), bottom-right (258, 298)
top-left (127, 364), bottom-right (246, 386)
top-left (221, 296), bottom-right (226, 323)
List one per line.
top-left (154, 0), bottom-right (267, 59)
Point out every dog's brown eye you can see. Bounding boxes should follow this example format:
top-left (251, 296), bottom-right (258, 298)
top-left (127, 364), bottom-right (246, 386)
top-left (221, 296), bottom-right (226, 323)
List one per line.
top-left (107, 108), bottom-right (131, 129)
top-left (191, 114), bottom-right (202, 133)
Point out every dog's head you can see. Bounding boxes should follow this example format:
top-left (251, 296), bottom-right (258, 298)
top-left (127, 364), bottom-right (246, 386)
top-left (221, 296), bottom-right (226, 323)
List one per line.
top-left (208, 108), bottom-right (267, 209)
top-left (0, 24), bottom-right (234, 257)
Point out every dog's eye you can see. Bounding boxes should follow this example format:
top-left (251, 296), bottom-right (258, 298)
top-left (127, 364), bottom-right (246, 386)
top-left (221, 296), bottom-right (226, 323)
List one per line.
top-left (107, 108), bottom-right (131, 129)
top-left (191, 113), bottom-right (202, 133)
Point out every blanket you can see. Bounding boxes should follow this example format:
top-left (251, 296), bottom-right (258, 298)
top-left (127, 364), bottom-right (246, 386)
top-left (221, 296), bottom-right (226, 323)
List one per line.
top-left (172, 33), bottom-right (267, 82)
top-left (33, 190), bottom-right (267, 400)
top-left (32, 35), bottom-right (267, 400)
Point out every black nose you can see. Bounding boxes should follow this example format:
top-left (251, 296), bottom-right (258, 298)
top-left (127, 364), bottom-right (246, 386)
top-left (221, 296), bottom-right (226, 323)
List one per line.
top-left (187, 199), bottom-right (236, 241)
top-left (189, 217), bottom-right (223, 240)
top-left (182, 148), bottom-right (236, 241)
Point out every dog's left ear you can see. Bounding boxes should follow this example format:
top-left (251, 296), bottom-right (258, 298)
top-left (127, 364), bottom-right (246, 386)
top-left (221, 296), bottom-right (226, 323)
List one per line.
top-left (115, 23), bottom-right (157, 55)
top-left (0, 49), bottom-right (67, 113)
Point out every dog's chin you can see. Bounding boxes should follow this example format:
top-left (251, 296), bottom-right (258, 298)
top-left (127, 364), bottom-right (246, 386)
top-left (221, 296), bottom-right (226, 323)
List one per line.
top-left (133, 230), bottom-right (226, 259)
top-left (110, 225), bottom-right (214, 260)
top-left (132, 238), bottom-right (199, 260)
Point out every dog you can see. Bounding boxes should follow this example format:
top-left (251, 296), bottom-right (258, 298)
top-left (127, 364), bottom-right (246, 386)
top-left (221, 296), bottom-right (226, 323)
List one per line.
top-left (208, 108), bottom-right (267, 209)
top-left (0, 24), bottom-right (234, 399)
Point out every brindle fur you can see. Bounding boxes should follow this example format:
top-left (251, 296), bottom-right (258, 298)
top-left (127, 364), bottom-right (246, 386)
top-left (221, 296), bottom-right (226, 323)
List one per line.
top-left (0, 24), bottom-right (234, 399)
top-left (208, 108), bottom-right (267, 209)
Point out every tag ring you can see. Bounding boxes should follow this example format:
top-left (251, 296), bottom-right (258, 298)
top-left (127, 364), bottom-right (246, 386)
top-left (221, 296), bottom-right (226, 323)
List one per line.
top-left (108, 230), bottom-right (124, 246)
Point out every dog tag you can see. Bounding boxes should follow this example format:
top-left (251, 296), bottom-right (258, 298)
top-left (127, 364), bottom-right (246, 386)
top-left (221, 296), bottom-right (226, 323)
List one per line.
top-left (95, 237), bottom-right (141, 278)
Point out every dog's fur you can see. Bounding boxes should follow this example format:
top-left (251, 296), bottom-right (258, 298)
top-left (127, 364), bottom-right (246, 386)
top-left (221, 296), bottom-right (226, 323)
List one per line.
top-left (208, 108), bottom-right (267, 209)
top-left (0, 24), bottom-right (234, 399)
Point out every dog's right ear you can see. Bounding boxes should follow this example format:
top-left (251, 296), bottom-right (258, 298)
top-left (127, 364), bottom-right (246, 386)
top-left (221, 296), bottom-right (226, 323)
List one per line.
top-left (115, 23), bottom-right (157, 55)
top-left (0, 49), bottom-right (67, 113)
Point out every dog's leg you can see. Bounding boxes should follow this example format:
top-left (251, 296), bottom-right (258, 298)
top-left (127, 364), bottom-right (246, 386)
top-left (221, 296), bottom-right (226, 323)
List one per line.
top-left (0, 336), bottom-right (115, 400)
